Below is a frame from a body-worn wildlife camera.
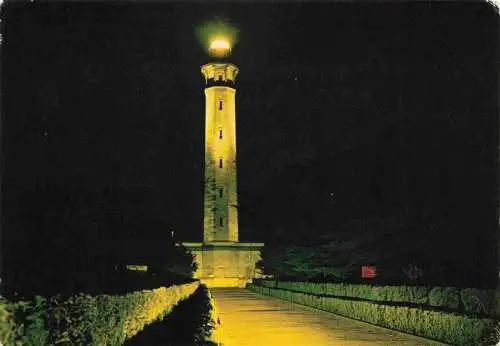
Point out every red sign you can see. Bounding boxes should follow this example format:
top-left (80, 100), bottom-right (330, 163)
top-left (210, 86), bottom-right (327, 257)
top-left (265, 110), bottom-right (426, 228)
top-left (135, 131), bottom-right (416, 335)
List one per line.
top-left (361, 265), bottom-right (377, 279)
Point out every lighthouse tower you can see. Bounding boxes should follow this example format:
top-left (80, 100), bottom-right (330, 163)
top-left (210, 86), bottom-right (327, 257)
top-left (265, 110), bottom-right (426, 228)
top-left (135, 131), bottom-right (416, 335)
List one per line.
top-left (183, 34), bottom-right (263, 288)
top-left (201, 62), bottom-right (239, 243)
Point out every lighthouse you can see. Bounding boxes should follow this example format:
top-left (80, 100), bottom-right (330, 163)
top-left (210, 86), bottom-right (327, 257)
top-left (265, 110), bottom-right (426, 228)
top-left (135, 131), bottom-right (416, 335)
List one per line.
top-left (201, 60), bottom-right (239, 243)
top-left (183, 31), bottom-right (264, 288)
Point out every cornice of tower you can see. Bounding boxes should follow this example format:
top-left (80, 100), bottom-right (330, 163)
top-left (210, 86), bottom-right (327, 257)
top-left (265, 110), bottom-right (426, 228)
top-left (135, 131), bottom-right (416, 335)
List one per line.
top-left (201, 62), bottom-right (239, 88)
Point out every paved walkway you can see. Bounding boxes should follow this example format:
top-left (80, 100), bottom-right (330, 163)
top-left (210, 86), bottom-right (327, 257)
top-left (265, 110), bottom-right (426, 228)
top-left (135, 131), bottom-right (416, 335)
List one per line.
top-left (210, 288), bottom-right (447, 346)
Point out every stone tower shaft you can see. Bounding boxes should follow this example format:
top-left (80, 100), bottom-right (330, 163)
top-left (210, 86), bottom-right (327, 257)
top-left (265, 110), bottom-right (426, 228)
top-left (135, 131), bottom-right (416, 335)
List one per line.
top-left (201, 62), bottom-right (239, 243)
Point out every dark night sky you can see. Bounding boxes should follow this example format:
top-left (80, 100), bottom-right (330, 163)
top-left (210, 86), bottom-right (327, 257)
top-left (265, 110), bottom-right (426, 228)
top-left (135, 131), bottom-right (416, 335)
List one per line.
top-left (2, 2), bottom-right (498, 267)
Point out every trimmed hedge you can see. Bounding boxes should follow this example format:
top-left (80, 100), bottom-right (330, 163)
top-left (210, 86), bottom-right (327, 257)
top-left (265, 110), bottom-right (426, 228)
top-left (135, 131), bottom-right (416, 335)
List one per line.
top-left (429, 287), bottom-right (460, 310)
top-left (255, 280), bottom-right (498, 316)
top-left (0, 281), bottom-right (200, 346)
top-left (272, 281), bottom-right (430, 304)
top-left (460, 288), bottom-right (498, 316)
top-left (126, 284), bottom-right (219, 345)
top-left (258, 280), bottom-right (278, 288)
top-left (248, 284), bottom-right (499, 346)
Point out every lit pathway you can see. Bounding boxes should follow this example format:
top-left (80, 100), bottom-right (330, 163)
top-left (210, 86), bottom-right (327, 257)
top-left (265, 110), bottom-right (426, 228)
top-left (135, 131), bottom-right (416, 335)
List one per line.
top-left (209, 288), bottom-right (447, 346)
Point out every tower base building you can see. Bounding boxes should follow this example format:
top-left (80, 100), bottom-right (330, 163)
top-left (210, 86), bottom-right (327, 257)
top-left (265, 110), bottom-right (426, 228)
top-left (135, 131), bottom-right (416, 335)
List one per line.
top-left (183, 242), bottom-right (263, 288)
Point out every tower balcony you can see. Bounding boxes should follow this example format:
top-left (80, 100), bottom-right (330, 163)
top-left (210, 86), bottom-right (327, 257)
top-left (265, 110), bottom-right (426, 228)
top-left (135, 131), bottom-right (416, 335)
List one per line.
top-left (201, 63), bottom-right (239, 88)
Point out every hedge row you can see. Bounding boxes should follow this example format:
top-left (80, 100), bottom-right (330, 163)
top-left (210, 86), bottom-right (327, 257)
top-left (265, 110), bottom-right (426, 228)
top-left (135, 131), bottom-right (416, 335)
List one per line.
top-left (254, 280), bottom-right (498, 316)
top-left (0, 281), bottom-right (200, 346)
top-left (126, 284), bottom-right (219, 345)
top-left (247, 284), bottom-right (499, 346)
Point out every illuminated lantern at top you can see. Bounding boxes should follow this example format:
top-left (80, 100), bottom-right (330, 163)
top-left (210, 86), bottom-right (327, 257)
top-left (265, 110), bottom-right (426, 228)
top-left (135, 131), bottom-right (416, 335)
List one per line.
top-left (195, 18), bottom-right (239, 58)
top-left (208, 37), bottom-right (232, 57)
